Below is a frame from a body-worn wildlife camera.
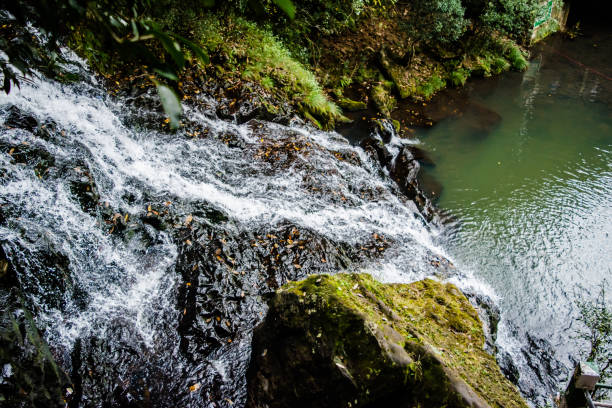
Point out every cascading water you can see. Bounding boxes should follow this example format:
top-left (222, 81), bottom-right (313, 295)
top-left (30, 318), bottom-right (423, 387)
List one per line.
top-left (0, 54), bottom-right (488, 407)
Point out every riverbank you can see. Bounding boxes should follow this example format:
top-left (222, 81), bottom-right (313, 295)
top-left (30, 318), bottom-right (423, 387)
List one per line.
top-left (67, 2), bottom-right (535, 134)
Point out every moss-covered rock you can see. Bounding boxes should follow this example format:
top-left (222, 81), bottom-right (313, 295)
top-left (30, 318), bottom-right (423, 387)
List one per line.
top-left (371, 84), bottom-right (396, 118)
top-left (247, 273), bottom-right (527, 408)
top-left (337, 98), bottom-right (368, 112)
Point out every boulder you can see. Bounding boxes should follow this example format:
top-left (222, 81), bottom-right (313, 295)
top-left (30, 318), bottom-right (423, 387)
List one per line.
top-left (247, 274), bottom-right (528, 408)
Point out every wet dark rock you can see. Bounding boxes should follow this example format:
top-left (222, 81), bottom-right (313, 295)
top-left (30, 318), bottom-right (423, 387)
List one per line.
top-left (371, 118), bottom-right (397, 143)
top-left (392, 146), bottom-right (420, 185)
top-left (390, 146), bottom-right (436, 221)
top-left (497, 322), bottom-right (570, 407)
top-left (3, 106), bottom-right (40, 132)
top-left (0, 289), bottom-right (70, 407)
top-left (360, 136), bottom-right (393, 167)
top-left (175, 222), bottom-right (357, 360)
top-left (213, 82), bottom-right (292, 125)
top-left (60, 163), bottom-right (100, 216)
top-left (418, 171), bottom-right (444, 201)
top-left (498, 350), bottom-right (521, 385)
top-left (0, 247), bottom-right (17, 289)
top-left (407, 145), bottom-right (436, 166)
top-left (122, 89), bottom-right (166, 130)
top-left (519, 333), bottom-right (568, 399)
top-left (464, 291), bottom-right (501, 354)
top-left (247, 274), bottom-right (528, 408)
top-left (0, 141), bottom-right (56, 179)
top-left (1, 238), bottom-right (74, 313)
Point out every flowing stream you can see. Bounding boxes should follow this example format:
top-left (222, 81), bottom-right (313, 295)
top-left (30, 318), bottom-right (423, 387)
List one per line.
top-left (0, 54), bottom-right (466, 407)
top-left (2, 26), bottom-right (610, 408)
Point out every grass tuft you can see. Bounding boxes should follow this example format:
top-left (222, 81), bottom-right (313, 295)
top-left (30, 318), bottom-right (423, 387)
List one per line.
top-left (448, 68), bottom-right (469, 87)
top-left (506, 44), bottom-right (528, 71)
top-left (417, 75), bottom-right (445, 100)
top-left (193, 16), bottom-right (340, 127)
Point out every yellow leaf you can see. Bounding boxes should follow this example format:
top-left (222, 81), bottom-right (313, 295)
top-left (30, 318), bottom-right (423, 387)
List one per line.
top-left (189, 383), bottom-right (200, 392)
top-left (185, 214), bottom-right (193, 225)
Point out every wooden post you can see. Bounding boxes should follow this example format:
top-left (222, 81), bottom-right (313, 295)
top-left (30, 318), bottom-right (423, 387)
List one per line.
top-left (564, 362), bottom-right (600, 408)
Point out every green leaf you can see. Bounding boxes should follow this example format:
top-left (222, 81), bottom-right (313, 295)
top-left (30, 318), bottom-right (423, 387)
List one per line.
top-left (272, 0), bottom-right (296, 19)
top-left (147, 23), bottom-right (185, 69)
top-left (153, 68), bottom-right (179, 81)
top-left (131, 20), bottom-right (139, 39)
top-left (173, 34), bottom-right (209, 65)
top-left (155, 83), bottom-right (182, 129)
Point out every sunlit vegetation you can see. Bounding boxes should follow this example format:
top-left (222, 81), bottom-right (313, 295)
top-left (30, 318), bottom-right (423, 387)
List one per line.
top-left (1, 0), bottom-right (542, 128)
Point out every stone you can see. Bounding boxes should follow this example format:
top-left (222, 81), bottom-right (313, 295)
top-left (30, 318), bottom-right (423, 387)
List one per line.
top-left (360, 136), bottom-right (393, 168)
top-left (4, 106), bottom-right (39, 132)
top-left (337, 98), bottom-right (367, 112)
top-left (247, 274), bottom-right (528, 408)
top-left (372, 119), bottom-right (396, 143)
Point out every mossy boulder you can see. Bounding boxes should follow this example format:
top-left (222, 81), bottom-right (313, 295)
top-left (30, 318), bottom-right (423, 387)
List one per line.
top-left (247, 273), bottom-right (527, 408)
top-left (337, 98), bottom-right (368, 112)
top-left (371, 85), bottom-right (396, 118)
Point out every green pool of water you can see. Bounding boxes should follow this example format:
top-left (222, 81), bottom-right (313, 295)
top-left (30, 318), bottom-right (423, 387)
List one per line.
top-left (417, 29), bottom-right (612, 354)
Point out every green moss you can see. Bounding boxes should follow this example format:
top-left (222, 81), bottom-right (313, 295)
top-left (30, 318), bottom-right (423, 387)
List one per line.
top-left (392, 119), bottom-right (401, 133)
top-left (371, 84), bottom-right (396, 118)
top-left (417, 75), bottom-right (446, 100)
top-left (491, 56), bottom-right (511, 75)
top-left (281, 274), bottom-right (528, 408)
top-left (506, 44), bottom-right (528, 71)
top-left (181, 15), bottom-right (341, 128)
top-left (448, 68), bottom-right (469, 87)
top-left (337, 98), bottom-right (367, 111)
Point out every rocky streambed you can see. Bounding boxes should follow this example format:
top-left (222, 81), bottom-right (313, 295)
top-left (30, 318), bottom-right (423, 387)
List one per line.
top-left (0, 50), bottom-right (573, 407)
top-left (0, 55), bottom-right (462, 407)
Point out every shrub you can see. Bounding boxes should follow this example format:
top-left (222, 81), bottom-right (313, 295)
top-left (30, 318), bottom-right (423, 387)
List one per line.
top-left (408, 0), bottom-right (468, 45)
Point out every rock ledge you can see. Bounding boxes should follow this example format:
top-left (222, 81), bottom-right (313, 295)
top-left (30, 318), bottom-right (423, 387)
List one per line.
top-left (247, 273), bottom-right (527, 408)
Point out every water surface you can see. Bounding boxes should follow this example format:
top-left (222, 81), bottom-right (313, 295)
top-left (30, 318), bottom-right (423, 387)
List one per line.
top-left (418, 28), bottom-right (612, 371)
